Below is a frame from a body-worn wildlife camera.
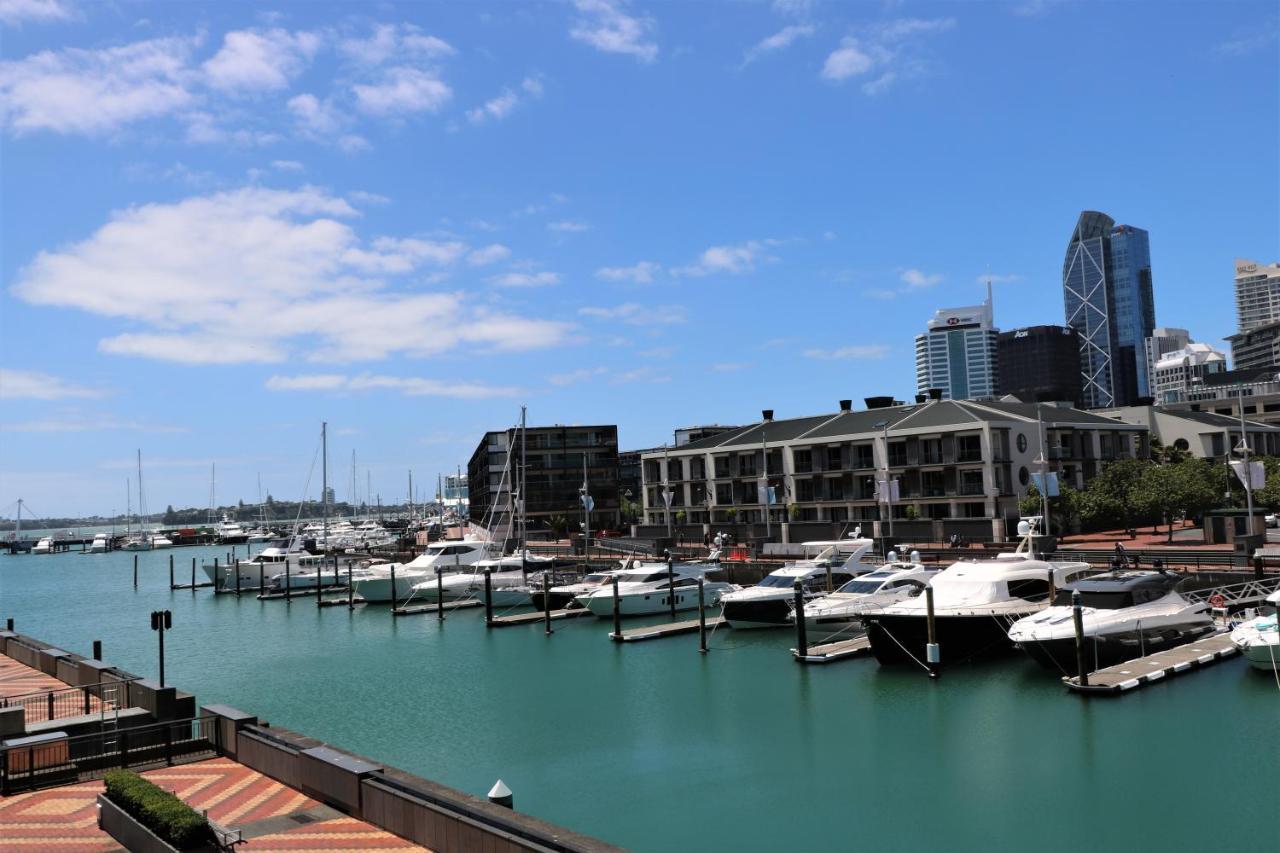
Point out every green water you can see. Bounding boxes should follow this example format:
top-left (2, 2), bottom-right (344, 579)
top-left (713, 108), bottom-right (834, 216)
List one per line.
top-left (2, 547), bottom-right (1275, 852)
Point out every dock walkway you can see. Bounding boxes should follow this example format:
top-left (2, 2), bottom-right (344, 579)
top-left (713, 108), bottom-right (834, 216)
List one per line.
top-left (391, 599), bottom-right (483, 616)
top-left (793, 635), bottom-right (871, 664)
top-left (611, 616), bottom-right (725, 642)
top-left (1063, 631), bottom-right (1238, 695)
top-left (489, 608), bottom-right (595, 627)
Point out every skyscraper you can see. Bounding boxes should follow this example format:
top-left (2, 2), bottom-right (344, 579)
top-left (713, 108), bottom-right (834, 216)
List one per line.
top-left (1062, 211), bottom-right (1157, 408)
top-left (996, 325), bottom-right (1082, 406)
top-left (914, 289), bottom-right (998, 401)
top-left (1234, 258), bottom-right (1280, 333)
top-left (1144, 327), bottom-right (1191, 391)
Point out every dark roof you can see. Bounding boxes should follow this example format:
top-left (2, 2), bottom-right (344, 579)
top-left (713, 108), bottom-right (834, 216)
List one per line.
top-left (1202, 367), bottom-right (1280, 387)
top-left (960, 400), bottom-right (1146, 429)
top-left (1067, 571), bottom-right (1178, 593)
top-left (1158, 409), bottom-right (1280, 431)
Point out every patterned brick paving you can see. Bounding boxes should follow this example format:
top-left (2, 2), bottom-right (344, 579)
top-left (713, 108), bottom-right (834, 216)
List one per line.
top-left (0, 654), bottom-right (110, 723)
top-left (0, 758), bottom-right (426, 851)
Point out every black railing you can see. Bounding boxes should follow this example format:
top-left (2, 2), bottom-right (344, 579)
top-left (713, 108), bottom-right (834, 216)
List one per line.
top-left (0, 678), bottom-right (138, 725)
top-left (0, 715), bottom-right (218, 794)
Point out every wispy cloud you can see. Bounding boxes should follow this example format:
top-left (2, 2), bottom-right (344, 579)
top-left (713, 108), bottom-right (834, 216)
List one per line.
top-left (821, 17), bottom-right (956, 94)
top-left (612, 366), bottom-right (671, 384)
top-left (975, 272), bottom-right (1021, 284)
top-left (0, 368), bottom-right (104, 400)
top-left (489, 270), bottom-right (561, 287)
top-left (901, 268), bottom-right (944, 288)
top-left (579, 303), bottom-right (686, 325)
top-left (1011, 0), bottom-right (1069, 18)
top-left (741, 24), bottom-right (816, 67)
top-left (0, 412), bottom-right (186, 433)
top-left (803, 345), bottom-right (890, 360)
top-left (466, 243), bottom-right (511, 266)
top-left (711, 362), bottom-right (751, 372)
top-left (466, 76), bottom-right (543, 124)
top-left (0, 0), bottom-right (76, 25)
top-left (548, 220), bottom-right (590, 233)
top-left (353, 66), bottom-right (452, 115)
top-left (569, 0), bottom-right (658, 63)
top-left (595, 261), bottom-right (661, 283)
top-left (548, 366), bottom-right (608, 386)
top-left (202, 28), bottom-right (321, 94)
top-left (672, 240), bottom-right (776, 277)
top-left (265, 374), bottom-right (520, 399)
top-left (1214, 19), bottom-right (1279, 56)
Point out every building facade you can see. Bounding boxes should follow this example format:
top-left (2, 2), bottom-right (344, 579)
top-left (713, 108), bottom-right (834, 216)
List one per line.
top-left (640, 398), bottom-right (1147, 541)
top-left (1151, 342), bottom-right (1228, 404)
top-left (1144, 327), bottom-right (1191, 392)
top-left (1234, 258), bottom-right (1280, 335)
top-left (1062, 211), bottom-right (1157, 408)
top-left (1103, 406), bottom-right (1280, 460)
top-left (996, 325), bottom-right (1082, 406)
top-left (914, 296), bottom-right (998, 401)
top-left (1227, 320), bottom-right (1280, 372)
top-left (468, 424), bottom-right (620, 538)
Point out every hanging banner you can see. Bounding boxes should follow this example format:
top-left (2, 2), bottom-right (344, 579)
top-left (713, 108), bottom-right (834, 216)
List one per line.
top-left (876, 479), bottom-right (900, 503)
top-left (757, 483), bottom-right (778, 505)
top-left (581, 494), bottom-right (596, 512)
top-left (1229, 460), bottom-right (1266, 490)
top-left (1030, 472), bottom-right (1060, 497)
top-left (659, 490), bottom-right (672, 509)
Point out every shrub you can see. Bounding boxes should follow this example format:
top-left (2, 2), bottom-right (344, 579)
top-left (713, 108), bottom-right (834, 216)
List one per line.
top-left (104, 769), bottom-right (213, 850)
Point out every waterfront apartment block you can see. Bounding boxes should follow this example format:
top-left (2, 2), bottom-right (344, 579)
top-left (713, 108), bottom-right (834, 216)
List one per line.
top-left (1062, 211), bottom-right (1157, 408)
top-left (996, 324), bottom-right (1082, 406)
top-left (1101, 405), bottom-right (1280, 460)
top-left (1233, 258), bottom-right (1280, 334)
top-left (913, 296), bottom-right (998, 401)
top-left (639, 398), bottom-right (1148, 541)
top-left (468, 423), bottom-right (620, 537)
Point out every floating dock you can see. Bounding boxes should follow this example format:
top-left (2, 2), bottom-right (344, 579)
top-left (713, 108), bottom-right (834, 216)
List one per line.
top-left (171, 581), bottom-right (215, 590)
top-left (792, 635), bottom-right (872, 664)
top-left (256, 586), bottom-right (348, 600)
top-left (611, 616), bottom-right (725, 642)
top-left (488, 608), bottom-right (595, 627)
top-left (1063, 631), bottom-right (1238, 695)
top-left (391, 599), bottom-right (483, 616)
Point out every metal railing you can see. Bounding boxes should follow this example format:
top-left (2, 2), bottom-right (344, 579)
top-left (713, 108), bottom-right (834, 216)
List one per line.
top-left (0, 714), bottom-right (218, 794)
top-left (0, 678), bottom-right (139, 725)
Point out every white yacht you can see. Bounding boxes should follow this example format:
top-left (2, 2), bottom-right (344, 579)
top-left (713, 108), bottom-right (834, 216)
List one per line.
top-left (246, 527), bottom-right (274, 543)
top-left (32, 536), bottom-right (54, 555)
top-left (351, 538), bottom-right (498, 603)
top-left (720, 538), bottom-right (877, 629)
top-left (1008, 570), bottom-right (1216, 672)
top-left (88, 533), bottom-right (110, 553)
top-left (801, 556), bottom-right (940, 639)
top-left (532, 569), bottom-right (621, 611)
top-left (863, 524), bottom-right (1093, 666)
top-left (215, 515), bottom-right (249, 544)
top-left (576, 562), bottom-right (739, 617)
top-left (149, 531), bottom-right (173, 549)
top-left (203, 537), bottom-right (322, 588)
top-left (1230, 590), bottom-right (1280, 672)
top-left (120, 533), bottom-right (151, 552)
top-left (406, 550), bottom-right (553, 606)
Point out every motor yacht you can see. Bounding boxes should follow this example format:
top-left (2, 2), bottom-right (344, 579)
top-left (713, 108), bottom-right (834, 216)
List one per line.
top-left (149, 531), bottom-right (173, 549)
top-left (351, 538), bottom-right (498, 603)
top-left (202, 536), bottom-right (321, 588)
top-left (88, 533), bottom-right (110, 553)
top-left (531, 569), bottom-right (621, 611)
top-left (32, 536), bottom-right (54, 555)
top-left (120, 533), bottom-right (151, 552)
top-left (406, 550), bottom-right (554, 606)
top-left (246, 527), bottom-right (274, 543)
top-left (800, 556), bottom-right (940, 640)
top-left (720, 538), bottom-right (878, 629)
top-left (215, 515), bottom-right (249, 544)
top-left (863, 523), bottom-right (1093, 666)
top-left (1230, 590), bottom-right (1280, 672)
top-left (576, 563), bottom-right (739, 617)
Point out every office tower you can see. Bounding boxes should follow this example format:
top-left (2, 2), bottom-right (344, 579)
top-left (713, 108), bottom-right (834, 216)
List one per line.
top-left (1145, 327), bottom-right (1192, 391)
top-left (914, 289), bottom-right (998, 401)
top-left (996, 325), bottom-right (1082, 406)
top-left (1234, 258), bottom-right (1280, 334)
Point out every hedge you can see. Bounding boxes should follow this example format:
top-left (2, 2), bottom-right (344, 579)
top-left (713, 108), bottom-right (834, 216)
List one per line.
top-left (103, 769), bottom-right (213, 850)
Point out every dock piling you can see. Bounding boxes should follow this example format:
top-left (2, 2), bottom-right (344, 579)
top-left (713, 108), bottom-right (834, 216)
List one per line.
top-left (483, 568), bottom-right (493, 626)
top-left (348, 563), bottom-right (354, 610)
top-left (611, 575), bottom-right (622, 641)
top-left (390, 563), bottom-right (397, 610)
top-left (543, 572), bottom-right (553, 635)
top-left (285, 559), bottom-right (291, 602)
top-left (92, 640), bottom-right (101, 660)
top-left (191, 555), bottom-right (196, 592)
top-left (258, 563), bottom-right (264, 594)
top-left (925, 586), bottom-right (939, 678)
top-left (666, 550), bottom-right (676, 620)
top-left (436, 568), bottom-right (444, 621)
top-left (793, 582), bottom-right (808, 659)
top-left (4, 618), bottom-right (10, 631)
top-left (697, 577), bottom-right (707, 654)
top-left (1073, 590), bottom-right (1088, 687)
top-left (133, 555), bottom-right (138, 588)
top-left (169, 557), bottom-right (175, 590)
top-left (235, 557), bottom-right (241, 595)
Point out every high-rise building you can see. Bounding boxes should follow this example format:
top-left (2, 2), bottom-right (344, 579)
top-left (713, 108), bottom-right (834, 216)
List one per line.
top-left (1144, 327), bottom-right (1191, 392)
top-left (1233, 258), bottom-right (1280, 334)
top-left (1227, 320), bottom-right (1280, 371)
top-left (914, 292), bottom-right (998, 401)
top-left (1062, 211), bottom-right (1157, 408)
top-left (1150, 342), bottom-right (1228, 403)
top-left (996, 325), bottom-right (1082, 406)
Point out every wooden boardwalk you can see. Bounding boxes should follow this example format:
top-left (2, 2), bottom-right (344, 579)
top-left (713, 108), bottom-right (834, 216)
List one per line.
top-left (792, 635), bottom-right (872, 664)
top-left (1063, 631), bottom-right (1238, 695)
top-left (391, 599), bottom-right (483, 616)
top-left (611, 616), bottom-right (725, 642)
top-left (256, 586), bottom-right (348, 601)
top-left (488, 608), bottom-right (595, 627)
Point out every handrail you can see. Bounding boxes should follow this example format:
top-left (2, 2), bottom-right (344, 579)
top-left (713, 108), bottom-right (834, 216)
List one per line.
top-left (0, 676), bottom-right (140, 706)
top-left (1182, 575), bottom-right (1280, 605)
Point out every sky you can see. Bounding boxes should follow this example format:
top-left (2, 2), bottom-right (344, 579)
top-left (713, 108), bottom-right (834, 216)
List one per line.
top-left (1, 0), bottom-right (1277, 518)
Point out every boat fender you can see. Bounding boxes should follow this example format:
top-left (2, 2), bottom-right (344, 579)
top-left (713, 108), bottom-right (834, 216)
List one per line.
top-left (1209, 594), bottom-right (1226, 609)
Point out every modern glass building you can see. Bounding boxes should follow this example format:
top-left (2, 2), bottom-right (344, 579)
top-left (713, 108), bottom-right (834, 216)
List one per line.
top-left (914, 293), bottom-right (998, 401)
top-left (1062, 211), bottom-right (1157, 408)
top-left (996, 325), bottom-right (1082, 406)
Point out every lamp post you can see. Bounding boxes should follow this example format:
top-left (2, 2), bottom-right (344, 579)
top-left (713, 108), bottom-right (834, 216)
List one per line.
top-left (149, 610), bottom-right (172, 687)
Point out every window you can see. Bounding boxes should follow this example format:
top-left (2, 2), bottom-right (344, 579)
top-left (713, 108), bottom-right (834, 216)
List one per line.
top-left (956, 434), bottom-right (982, 462)
top-left (1007, 578), bottom-right (1050, 602)
top-left (1018, 466), bottom-right (1030, 486)
top-left (715, 484), bottom-right (733, 504)
top-left (794, 449), bottom-right (812, 473)
top-left (714, 457), bottom-right (730, 478)
top-left (738, 454), bottom-right (756, 476)
top-left (853, 445), bottom-right (874, 469)
top-left (826, 446), bottom-right (842, 470)
top-left (1016, 433), bottom-right (1028, 453)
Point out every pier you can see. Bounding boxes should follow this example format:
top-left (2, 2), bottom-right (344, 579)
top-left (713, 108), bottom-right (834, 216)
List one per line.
top-left (391, 599), bottom-right (483, 616)
top-left (488, 608), bottom-right (595, 627)
top-left (792, 635), bottom-right (872, 664)
top-left (1063, 631), bottom-right (1240, 695)
top-left (610, 616), bottom-right (724, 642)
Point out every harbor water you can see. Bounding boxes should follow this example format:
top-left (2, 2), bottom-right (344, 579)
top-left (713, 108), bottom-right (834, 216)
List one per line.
top-left (2, 546), bottom-right (1275, 852)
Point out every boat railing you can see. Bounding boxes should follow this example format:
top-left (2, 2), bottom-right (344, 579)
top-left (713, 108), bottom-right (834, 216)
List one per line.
top-left (1182, 575), bottom-right (1280, 609)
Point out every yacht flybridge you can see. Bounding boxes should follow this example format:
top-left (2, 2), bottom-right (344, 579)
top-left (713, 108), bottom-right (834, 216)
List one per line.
top-left (203, 536), bottom-right (322, 588)
top-left (576, 562), bottom-right (739, 617)
top-left (1008, 570), bottom-right (1215, 671)
top-left (864, 521), bottom-right (1092, 666)
top-left (800, 555), bottom-right (940, 639)
top-left (351, 538), bottom-right (498, 603)
top-left (720, 537), bottom-right (876, 629)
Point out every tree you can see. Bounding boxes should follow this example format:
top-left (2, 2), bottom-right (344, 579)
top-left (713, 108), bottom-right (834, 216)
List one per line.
top-left (546, 514), bottom-right (569, 540)
top-left (163, 505), bottom-right (176, 524)
top-left (1133, 458), bottom-right (1221, 542)
top-left (903, 505), bottom-right (920, 521)
top-left (1078, 458), bottom-right (1152, 534)
top-left (1018, 483), bottom-right (1080, 536)
top-left (787, 502), bottom-right (799, 521)
top-left (1149, 437), bottom-right (1190, 465)
top-left (1252, 456), bottom-right (1280, 510)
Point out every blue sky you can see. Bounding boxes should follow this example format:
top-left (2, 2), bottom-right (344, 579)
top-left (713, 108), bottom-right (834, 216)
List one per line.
top-left (1, 0), bottom-right (1277, 518)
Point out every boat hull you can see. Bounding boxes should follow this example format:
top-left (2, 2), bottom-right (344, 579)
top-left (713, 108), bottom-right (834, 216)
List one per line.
top-left (582, 585), bottom-right (731, 617)
top-left (1243, 641), bottom-right (1280, 671)
top-left (1018, 624), bottom-right (1218, 672)
top-left (529, 590), bottom-right (581, 611)
top-left (865, 612), bottom-right (1032, 666)
top-left (721, 597), bottom-right (792, 629)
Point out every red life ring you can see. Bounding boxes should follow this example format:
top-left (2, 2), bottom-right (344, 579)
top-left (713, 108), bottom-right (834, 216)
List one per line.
top-left (1209, 594), bottom-right (1227, 609)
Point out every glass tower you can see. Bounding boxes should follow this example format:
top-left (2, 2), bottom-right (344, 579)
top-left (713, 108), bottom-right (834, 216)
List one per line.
top-left (1062, 211), bottom-right (1156, 408)
top-left (914, 292), bottom-right (998, 401)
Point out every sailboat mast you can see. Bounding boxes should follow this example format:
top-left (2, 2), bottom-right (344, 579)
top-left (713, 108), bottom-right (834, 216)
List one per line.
top-left (136, 449), bottom-right (145, 528)
top-left (126, 478), bottom-right (131, 535)
top-left (407, 470), bottom-right (414, 522)
top-left (519, 406), bottom-right (527, 552)
top-left (322, 422), bottom-right (329, 552)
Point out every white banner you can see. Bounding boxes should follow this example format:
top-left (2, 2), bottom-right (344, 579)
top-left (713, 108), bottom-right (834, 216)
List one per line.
top-left (1230, 460), bottom-right (1266, 490)
top-left (660, 490), bottom-right (673, 509)
top-left (757, 483), bottom-right (777, 505)
top-left (581, 494), bottom-right (596, 512)
top-left (876, 479), bottom-right (900, 503)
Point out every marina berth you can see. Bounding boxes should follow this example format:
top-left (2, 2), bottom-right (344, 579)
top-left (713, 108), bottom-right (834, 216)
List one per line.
top-left (1008, 570), bottom-right (1215, 672)
top-left (531, 569), bottom-right (620, 611)
top-left (800, 556), bottom-right (940, 640)
top-left (1230, 589), bottom-right (1280, 672)
top-left (202, 536), bottom-right (321, 587)
top-left (406, 550), bottom-right (551, 605)
top-left (351, 537), bottom-right (498, 603)
top-left (720, 537), bottom-right (877, 629)
top-left (576, 562), bottom-right (739, 617)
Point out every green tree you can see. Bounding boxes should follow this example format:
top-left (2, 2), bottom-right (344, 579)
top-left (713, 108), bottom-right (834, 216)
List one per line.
top-left (546, 514), bottom-right (569, 540)
top-left (1252, 456), bottom-right (1280, 510)
top-left (903, 504), bottom-right (920, 521)
top-left (1018, 483), bottom-right (1080, 536)
top-left (1078, 458), bottom-right (1152, 533)
top-left (1134, 458), bottom-right (1221, 542)
top-left (162, 505), bottom-right (176, 524)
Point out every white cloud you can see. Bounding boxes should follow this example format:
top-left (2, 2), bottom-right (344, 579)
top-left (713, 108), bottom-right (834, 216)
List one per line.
top-left (711, 362), bottom-right (750, 372)
top-left (742, 24), bottom-right (816, 67)
top-left (466, 243), bottom-right (511, 266)
top-left (612, 366), bottom-right (670, 384)
top-left (803, 345), bottom-right (890, 360)
top-left (338, 23), bottom-right (454, 67)
top-left (672, 241), bottom-right (772, 277)
top-left (0, 413), bottom-right (186, 433)
top-left (1011, 0), bottom-right (1069, 17)
top-left (901, 268), bottom-right (943, 288)
top-left (0, 35), bottom-right (198, 135)
top-left (466, 76), bottom-right (543, 124)
top-left (202, 28), bottom-right (321, 93)
top-left (266, 374), bottom-right (518, 399)
top-left (271, 159), bottom-right (304, 172)
top-left (353, 66), bottom-right (452, 115)
top-left (1214, 20), bottom-right (1279, 56)
top-left (548, 220), bottom-right (590, 233)
top-left (569, 0), bottom-right (658, 62)
top-left (976, 272), bottom-right (1021, 284)
top-left (0, 0), bottom-right (75, 25)
top-left (578, 303), bottom-right (686, 325)
top-left (0, 368), bottom-right (104, 400)
top-left (489, 270), bottom-right (561, 287)
top-left (548, 366), bottom-right (608, 386)
top-left (10, 186), bottom-right (570, 364)
top-left (595, 261), bottom-right (660, 283)
top-left (821, 18), bottom-right (956, 94)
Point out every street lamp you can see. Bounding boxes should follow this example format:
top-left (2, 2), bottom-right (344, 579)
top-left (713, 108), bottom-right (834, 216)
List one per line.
top-left (149, 610), bottom-right (172, 687)
top-left (874, 420), bottom-right (894, 538)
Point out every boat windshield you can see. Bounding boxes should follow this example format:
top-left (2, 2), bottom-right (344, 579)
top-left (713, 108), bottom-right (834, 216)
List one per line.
top-left (836, 578), bottom-right (885, 594)
top-left (583, 573), bottom-right (610, 583)
top-left (1053, 590), bottom-right (1134, 609)
top-left (758, 574), bottom-right (800, 588)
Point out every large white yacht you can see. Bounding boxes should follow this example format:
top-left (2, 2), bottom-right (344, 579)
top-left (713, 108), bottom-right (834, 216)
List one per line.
top-left (202, 536), bottom-right (322, 588)
top-left (148, 531), bottom-right (173, 549)
top-left (351, 538), bottom-right (498, 603)
top-left (532, 569), bottom-right (622, 611)
top-left (1230, 589), bottom-right (1280, 672)
top-left (417, 551), bottom-right (557, 607)
top-left (720, 537), bottom-right (877, 629)
top-left (120, 533), bottom-right (151, 552)
top-left (215, 515), bottom-right (249, 544)
top-left (863, 523), bottom-right (1093, 666)
top-left (800, 556), bottom-right (940, 639)
top-left (32, 536), bottom-right (54, 555)
top-left (88, 533), bottom-right (110, 553)
top-left (1008, 570), bottom-right (1215, 671)
top-left (576, 562), bottom-right (739, 617)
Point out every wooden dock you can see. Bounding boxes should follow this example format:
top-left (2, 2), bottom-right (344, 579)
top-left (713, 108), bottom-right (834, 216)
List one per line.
top-left (488, 608), bottom-right (595, 627)
top-left (611, 616), bottom-right (725, 642)
top-left (792, 635), bottom-right (872, 664)
top-left (391, 599), bottom-right (483, 616)
top-left (1063, 631), bottom-right (1238, 695)
top-left (171, 581), bottom-right (215, 590)
top-left (256, 586), bottom-right (348, 601)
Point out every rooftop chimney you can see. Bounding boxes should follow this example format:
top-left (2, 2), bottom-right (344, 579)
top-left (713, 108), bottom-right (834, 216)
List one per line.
top-left (865, 396), bottom-right (895, 410)
top-left (915, 393), bottom-right (927, 404)
top-left (762, 409), bottom-right (774, 422)
top-left (839, 399), bottom-right (852, 412)
top-left (927, 388), bottom-right (943, 401)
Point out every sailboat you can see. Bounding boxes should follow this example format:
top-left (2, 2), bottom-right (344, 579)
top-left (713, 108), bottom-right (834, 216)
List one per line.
top-left (120, 468), bottom-right (149, 552)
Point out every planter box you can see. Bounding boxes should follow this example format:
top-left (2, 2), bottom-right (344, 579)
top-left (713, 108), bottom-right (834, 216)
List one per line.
top-left (96, 793), bottom-right (216, 853)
